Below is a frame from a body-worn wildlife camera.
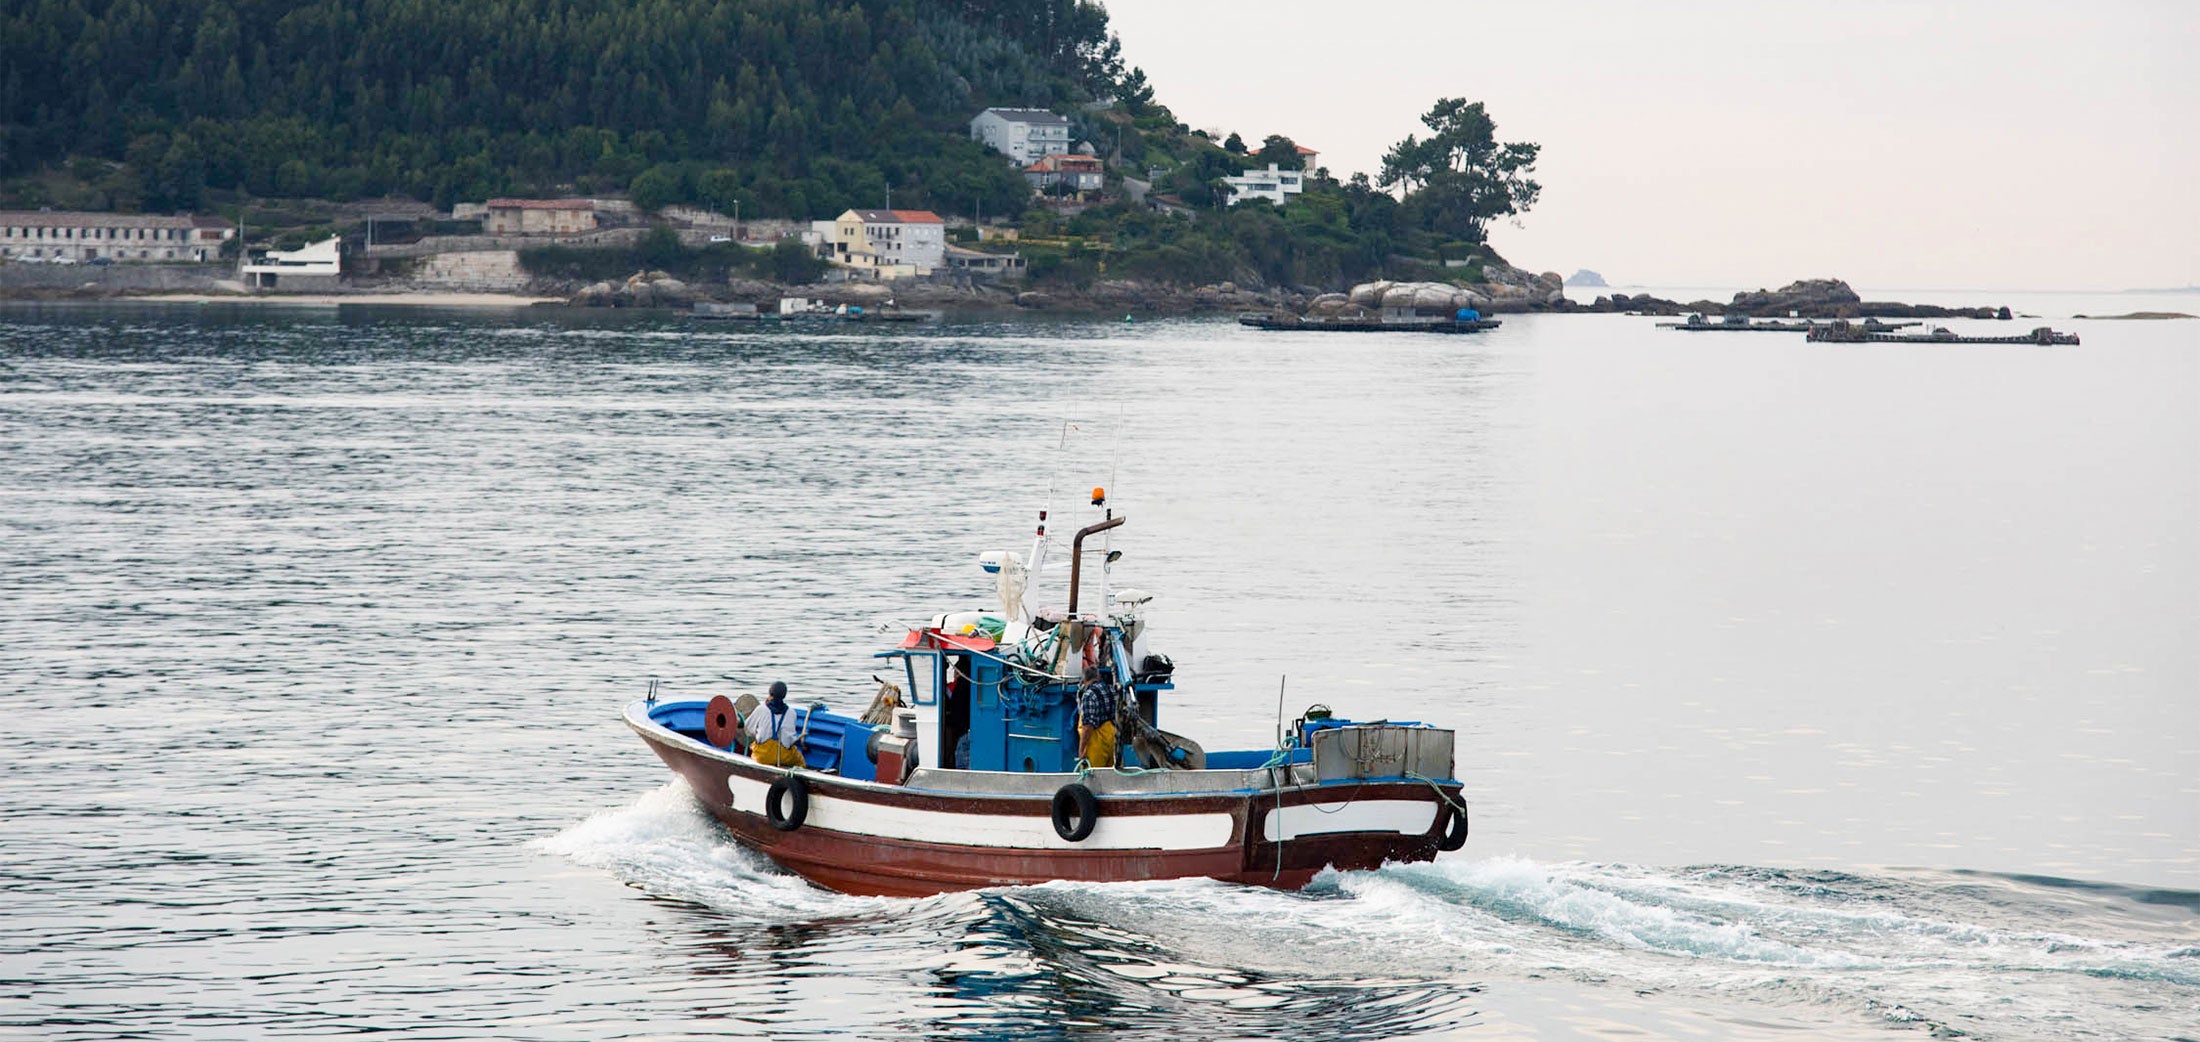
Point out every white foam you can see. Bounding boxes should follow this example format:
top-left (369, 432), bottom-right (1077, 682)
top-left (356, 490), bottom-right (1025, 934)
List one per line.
top-left (531, 779), bottom-right (886, 921)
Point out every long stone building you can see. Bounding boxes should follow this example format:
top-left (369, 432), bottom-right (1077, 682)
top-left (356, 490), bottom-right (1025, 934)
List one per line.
top-left (0, 211), bottom-right (235, 262)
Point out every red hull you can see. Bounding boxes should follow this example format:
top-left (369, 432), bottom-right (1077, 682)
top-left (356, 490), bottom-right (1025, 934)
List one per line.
top-left (637, 727), bottom-right (1462, 897)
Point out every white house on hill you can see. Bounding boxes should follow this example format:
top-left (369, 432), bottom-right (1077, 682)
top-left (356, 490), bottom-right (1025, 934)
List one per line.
top-left (1223, 163), bottom-right (1308, 207)
top-left (970, 108), bottom-right (1072, 166)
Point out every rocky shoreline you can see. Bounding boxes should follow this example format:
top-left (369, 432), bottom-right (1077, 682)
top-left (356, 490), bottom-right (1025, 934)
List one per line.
top-left (1576, 278), bottom-right (2011, 320)
top-left (555, 261), bottom-right (1572, 315)
top-left (2, 266), bottom-right (2014, 323)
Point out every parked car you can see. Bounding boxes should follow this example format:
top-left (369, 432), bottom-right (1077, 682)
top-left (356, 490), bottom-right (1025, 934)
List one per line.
top-left (708, 234), bottom-right (733, 244)
top-left (88, 256), bottom-right (115, 266)
top-left (48, 256), bottom-right (77, 265)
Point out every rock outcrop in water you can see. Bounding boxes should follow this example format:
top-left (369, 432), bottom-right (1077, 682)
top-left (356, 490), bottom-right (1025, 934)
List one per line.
top-left (1566, 269), bottom-right (1609, 287)
top-left (1729, 278), bottom-right (1860, 315)
top-left (1578, 278), bottom-right (2009, 320)
top-left (573, 270), bottom-right (698, 308)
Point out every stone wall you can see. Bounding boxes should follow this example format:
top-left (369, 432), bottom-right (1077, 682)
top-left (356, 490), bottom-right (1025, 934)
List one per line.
top-left (411, 250), bottom-right (528, 291)
top-left (361, 228), bottom-right (644, 258)
top-left (0, 262), bottom-right (240, 293)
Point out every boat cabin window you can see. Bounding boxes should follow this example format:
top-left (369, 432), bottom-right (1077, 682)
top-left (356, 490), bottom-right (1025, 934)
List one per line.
top-left (902, 651), bottom-right (940, 705)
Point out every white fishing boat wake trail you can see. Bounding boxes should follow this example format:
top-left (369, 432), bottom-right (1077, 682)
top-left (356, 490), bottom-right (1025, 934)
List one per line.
top-left (539, 783), bottom-right (2200, 1042)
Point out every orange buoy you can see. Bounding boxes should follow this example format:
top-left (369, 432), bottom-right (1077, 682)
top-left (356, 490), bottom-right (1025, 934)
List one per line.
top-left (704, 694), bottom-right (740, 749)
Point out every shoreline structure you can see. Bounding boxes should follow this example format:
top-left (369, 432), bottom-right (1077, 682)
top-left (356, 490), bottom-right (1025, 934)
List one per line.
top-left (2, 267), bottom-right (2029, 320)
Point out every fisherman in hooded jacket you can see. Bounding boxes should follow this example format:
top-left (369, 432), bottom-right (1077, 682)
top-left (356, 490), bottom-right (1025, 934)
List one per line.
top-left (745, 680), bottom-right (808, 768)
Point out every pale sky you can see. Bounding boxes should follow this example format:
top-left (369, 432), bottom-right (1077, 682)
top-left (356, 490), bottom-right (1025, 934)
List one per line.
top-left (1101, 0), bottom-right (2198, 291)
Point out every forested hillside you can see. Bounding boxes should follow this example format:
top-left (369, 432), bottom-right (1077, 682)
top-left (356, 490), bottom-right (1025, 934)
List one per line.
top-left (0, 0), bottom-right (1124, 214)
top-left (0, 0), bottom-right (1545, 291)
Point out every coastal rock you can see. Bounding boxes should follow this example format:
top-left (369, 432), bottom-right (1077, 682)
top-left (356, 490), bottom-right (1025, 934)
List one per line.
top-left (1015, 291), bottom-right (1054, 308)
top-left (835, 282), bottom-right (892, 301)
top-left (1307, 293), bottom-right (1351, 316)
top-left (1729, 278), bottom-right (1861, 316)
top-left (1536, 271), bottom-right (1566, 306)
top-left (1566, 269), bottom-right (1609, 288)
top-left (1373, 281), bottom-right (1487, 312)
top-left (1582, 292), bottom-right (1693, 315)
top-left (1349, 281), bottom-right (1393, 308)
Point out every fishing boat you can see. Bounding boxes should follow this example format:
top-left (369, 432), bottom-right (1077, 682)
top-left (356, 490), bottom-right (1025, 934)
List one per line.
top-left (623, 492), bottom-right (1468, 897)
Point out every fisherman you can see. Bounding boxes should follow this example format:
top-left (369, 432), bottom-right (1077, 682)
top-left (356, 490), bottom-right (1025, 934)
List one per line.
top-left (1075, 665), bottom-right (1119, 769)
top-left (745, 681), bottom-right (807, 769)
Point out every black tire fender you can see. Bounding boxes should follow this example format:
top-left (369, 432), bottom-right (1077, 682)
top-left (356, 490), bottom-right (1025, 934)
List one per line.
top-left (1051, 783), bottom-right (1099, 842)
top-left (1437, 800), bottom-right (1469, 851)
top-left (767, 775), bottom-right (809, 832)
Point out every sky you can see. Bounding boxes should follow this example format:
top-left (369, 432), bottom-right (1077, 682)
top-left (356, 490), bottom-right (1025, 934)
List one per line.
top-left (1100, 0), bottom-right (2198, 292)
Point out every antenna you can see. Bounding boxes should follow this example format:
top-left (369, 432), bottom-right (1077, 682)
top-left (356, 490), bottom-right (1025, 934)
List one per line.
top-left (1102, 409), bottom-right (1124, 609)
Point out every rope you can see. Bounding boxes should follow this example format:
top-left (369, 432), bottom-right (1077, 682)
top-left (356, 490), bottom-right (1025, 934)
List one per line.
top-left (1406, 770), bottom-right (1468, 815)
top-left (960, 639), bottom-right (1083, 683)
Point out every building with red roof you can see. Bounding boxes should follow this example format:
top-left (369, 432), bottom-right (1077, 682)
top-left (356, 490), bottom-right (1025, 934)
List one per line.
top-left (820, 209), bottom-right (946, 277)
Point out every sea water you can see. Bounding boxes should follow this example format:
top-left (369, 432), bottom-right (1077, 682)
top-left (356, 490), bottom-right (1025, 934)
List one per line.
top-left (2, 299), bottom-right (2193, 1040)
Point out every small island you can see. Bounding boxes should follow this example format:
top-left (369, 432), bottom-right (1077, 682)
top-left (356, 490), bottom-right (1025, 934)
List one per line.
top-left (1582, 278), bottom-right (2012, 320)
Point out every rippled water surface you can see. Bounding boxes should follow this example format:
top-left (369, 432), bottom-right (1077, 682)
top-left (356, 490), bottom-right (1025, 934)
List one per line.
top-left (3, 301), bottom-right (2195, 1040)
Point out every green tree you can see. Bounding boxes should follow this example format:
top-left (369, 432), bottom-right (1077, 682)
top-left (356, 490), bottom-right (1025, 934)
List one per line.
top-left (638, 225), bottom-right (684, 267)
top-left (1116, 67), bottom-right (1155, 114)
top-left (1377, 98), bottom-right (1540, 244)
top-left (770, 239), bottom-right (824, 283)
top-left (1254, 134), bottom-right (1300, 170)
top-left (629, 165), bottom-right (685, 212)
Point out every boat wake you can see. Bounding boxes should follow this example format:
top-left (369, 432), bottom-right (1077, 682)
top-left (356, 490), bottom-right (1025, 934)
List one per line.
top-left (538, 783), bottom-right (2200, 1041)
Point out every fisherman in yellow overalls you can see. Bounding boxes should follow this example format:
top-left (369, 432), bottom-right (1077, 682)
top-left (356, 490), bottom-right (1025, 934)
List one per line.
top-left (1075, 665), bottom-right (1119, 769)
top-left (744, 681), bottom-right (807, 768)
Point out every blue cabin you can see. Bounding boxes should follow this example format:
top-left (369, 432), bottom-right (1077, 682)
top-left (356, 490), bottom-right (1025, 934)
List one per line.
top-left (877, 622), bottom-right (1174, 775)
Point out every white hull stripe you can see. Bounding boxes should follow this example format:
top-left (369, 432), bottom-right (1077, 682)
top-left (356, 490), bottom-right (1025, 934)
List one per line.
top-left (725, 772), bottom-right (1238, 852)
top-left (1261, 799), bottom-right (1438, 842)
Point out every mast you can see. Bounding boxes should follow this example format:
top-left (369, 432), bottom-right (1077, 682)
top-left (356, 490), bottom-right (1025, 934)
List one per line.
top-left (1066, 514), bottom-right (1125, 615)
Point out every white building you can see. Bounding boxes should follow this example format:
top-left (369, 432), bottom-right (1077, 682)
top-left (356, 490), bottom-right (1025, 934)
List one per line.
top-left (0, 210), bottom-right (234, 262)
top-left (969, 108), bottom-right (1072, 166)
top-left (1222, 163), bottom-right (1307, 207)
top-left (818, 209), bottom-right (945, 278)
top-left (241, 236), bottom-right (342, 290)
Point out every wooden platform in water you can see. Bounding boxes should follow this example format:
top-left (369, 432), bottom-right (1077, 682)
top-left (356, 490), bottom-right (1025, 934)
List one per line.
top-left (1657, 317), bottom-right (1922, 333)
top-left (1806, 324), bottom-right (2079, 345)
top-left (1238, 314), bottom-right (1502, 334)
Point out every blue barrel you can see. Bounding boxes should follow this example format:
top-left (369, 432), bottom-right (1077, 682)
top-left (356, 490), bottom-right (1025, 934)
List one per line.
top-left (1455, 308), bottom-right (1481, 322)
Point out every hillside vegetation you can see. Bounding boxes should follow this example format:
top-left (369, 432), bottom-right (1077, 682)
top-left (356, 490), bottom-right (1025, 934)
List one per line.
top-left (0, 0), bottom-right (1119, 215)
top-left (0, 0), bottom-right (1544, 291)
